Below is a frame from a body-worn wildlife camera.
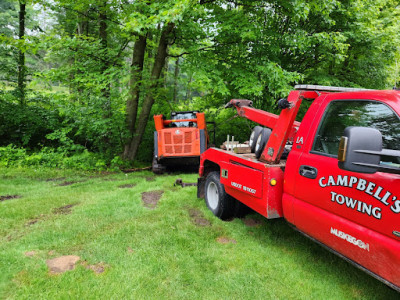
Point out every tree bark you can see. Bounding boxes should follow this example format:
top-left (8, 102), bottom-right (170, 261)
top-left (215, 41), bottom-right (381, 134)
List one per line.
top-left (123, 34), bottom-right (147, 149)
top-left (17, 1), bottom-right (26, 106)
top-left (99, 4), bottom-right (111, 116)
top-left (123, 22), bottom-right (175, 161)
top-left (185, 73), bottom-right (192, 103)
top-left (173, 58), bottom-right (179, 102)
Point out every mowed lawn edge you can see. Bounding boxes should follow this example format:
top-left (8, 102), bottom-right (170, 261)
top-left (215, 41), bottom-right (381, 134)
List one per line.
top-left (0, 167), bottom-right (397, 299)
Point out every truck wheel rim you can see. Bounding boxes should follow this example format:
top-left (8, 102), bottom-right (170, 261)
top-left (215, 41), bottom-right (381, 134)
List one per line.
top-left (249, 131), bottom-right (255, 147)
top-left (207, 182), bottom-right (219, 210)
top-left (255, 134), bottom-right (262, 152)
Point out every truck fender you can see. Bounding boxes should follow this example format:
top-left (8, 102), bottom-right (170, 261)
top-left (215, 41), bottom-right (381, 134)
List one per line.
top-left (197, 159), bottom-right (221, 198)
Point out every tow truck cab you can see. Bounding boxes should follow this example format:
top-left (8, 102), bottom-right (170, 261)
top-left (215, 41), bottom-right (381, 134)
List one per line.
top-left (197, 85), bottom-right (400, 291)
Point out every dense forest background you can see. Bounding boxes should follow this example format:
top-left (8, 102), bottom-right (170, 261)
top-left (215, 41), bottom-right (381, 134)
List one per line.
top-left (0, 0), bottom-right (399, 170)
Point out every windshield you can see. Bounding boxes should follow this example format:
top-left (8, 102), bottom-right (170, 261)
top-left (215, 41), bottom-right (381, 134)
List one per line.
top-left (171, 112), bottom-right (197, 127)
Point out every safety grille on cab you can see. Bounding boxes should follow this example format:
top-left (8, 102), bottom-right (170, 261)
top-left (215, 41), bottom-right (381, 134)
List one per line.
top-left (163, 131), bottom-right (193, 155)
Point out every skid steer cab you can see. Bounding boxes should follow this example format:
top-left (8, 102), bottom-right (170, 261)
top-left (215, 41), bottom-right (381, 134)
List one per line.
top-left (152, 111), bottom-right (210, 174)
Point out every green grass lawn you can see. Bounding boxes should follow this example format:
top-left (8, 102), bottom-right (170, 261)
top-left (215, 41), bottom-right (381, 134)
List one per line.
top-left (0, 167), bottom-right (397, 299)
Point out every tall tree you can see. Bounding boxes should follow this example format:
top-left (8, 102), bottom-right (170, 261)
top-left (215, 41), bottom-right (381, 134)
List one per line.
top-left (124, 34), bottom-right (147, 149)
top-left (17, 0), bottom-right (26, 105)
top-left (123, 22), bottom-right (175, 161)
top-left (99, 0), bottom-right (110, 114)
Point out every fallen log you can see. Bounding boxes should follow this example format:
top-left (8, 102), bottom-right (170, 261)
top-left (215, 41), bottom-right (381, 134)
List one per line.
top-left (122, 166), bottom-right (152, 173)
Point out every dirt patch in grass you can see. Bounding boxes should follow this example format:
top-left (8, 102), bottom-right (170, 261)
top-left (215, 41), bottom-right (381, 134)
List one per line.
top-left (26, 219), bottom-right (39, 226)
top-left (46, 255), bottom-right (80, 274)
top-left (81, 261), bottom-right (107, 274)
top-left (57, 181), bottom-right (77, 186)
top-left (0, 195), bottom-right (22, 202)
top-left (53, 203), bottom-right (78, 215)
top-left (102, 178), bottom-right (119, 181)
top-left (243, 217), bottom-right (263, 227)
top-left (6, 232), bottom-right (24, 242)
top-left (141, 190), bottom-right (163, 209)
top-left (24, 251), bottom-right (36, 257)
top-left (188, 208), bottom-right (211, 227)
top-left (118, 184), bottom-right (136, 188)
top-left (216, 236), bottom-right (237, 244)
top-left (26, 214), bottom-right (46, 226)
top-left (46, 177), bottom-right (66, 182)
top-left (145, 176), bottom-right (155, 182)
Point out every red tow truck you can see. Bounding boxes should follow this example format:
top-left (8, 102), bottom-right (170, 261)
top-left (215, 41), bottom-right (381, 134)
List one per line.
top-left (197, 85), bottom-right (400, 291)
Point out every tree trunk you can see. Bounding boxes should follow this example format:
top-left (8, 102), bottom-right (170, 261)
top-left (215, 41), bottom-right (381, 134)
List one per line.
top-left (173, 58), bottom-right (179, 102)
top-left (123, 23), bottom-right (175, 161)
top-left (186, 73), bottom-right (192, 103)
top-left (123, 34), bottom-right (147, 158)
top-left (99, 4), bottom-right (111, 116)
top-left (17, 1), bottom-right (26, 106)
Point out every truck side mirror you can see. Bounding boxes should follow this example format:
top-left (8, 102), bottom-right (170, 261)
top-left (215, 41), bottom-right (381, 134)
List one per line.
top-left (338, 126), bottom-right (400, 175)
top-left (338, 127), bottom-right (382, 174)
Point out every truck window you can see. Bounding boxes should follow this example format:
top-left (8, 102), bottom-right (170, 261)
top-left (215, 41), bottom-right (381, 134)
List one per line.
top-left (312, 100), bottom-right (400, 164)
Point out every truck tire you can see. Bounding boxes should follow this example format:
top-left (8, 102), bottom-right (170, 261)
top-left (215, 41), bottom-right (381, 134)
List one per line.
top-left (234, 199), bottom-right (251, 218)
top-left (152, 158), bottom-right (166, 174)
top-left (249, 126), bottom-right (263, 153)
top-left (205, 171), bottom-right (235, 220)
top-left (255, 128), bottom-right (271, 159)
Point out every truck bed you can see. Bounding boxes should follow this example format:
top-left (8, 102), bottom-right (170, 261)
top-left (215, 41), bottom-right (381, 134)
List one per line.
top-left (200, 148), bottom-right (286, 218)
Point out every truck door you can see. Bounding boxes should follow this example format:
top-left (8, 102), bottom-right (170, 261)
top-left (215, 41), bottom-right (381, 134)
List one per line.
top-left (292, 96), bottom-right (400, 287)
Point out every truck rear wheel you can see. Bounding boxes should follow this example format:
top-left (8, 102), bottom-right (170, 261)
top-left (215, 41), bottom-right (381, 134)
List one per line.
top-left (234, 200), bottom-right (251, 218)
top-left (249, 126), bottom-right (263, 153)
top-left (255, 128), bottom-right (272, 159)
top-left (152, 158), bottom-right (166, 174)
top-left (205, 171), bottom-right (235, 220)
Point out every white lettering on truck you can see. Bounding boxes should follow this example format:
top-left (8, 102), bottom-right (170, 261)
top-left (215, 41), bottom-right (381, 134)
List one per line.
top-left (296, 136), bottom-right (304, 144)
top-left (231, 181), bottom-right (256, 195)
top-left (330, 227), bottom-right (370, 251)
top-left (318, 175), bottom-right (399, 219)
top-left (330, 191), bottom-right (382, 219)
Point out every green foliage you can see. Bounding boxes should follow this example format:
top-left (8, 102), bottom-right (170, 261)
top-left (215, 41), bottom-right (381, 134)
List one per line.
top-left (0, 144), bottom-right (122, 171)
top-left (0, 0), bottom-right (18, 82)
top-left (0, 92), bottom-right (61, 147)
top-left (1, 0), bottom-right (400, 168)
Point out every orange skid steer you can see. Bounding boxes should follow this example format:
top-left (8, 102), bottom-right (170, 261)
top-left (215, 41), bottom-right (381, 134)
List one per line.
top-left (152, 111), bottom-right (210, 173)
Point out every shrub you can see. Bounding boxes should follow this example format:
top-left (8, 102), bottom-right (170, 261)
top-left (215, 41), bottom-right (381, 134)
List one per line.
top-left (0, 145), bottom-right (116, 171)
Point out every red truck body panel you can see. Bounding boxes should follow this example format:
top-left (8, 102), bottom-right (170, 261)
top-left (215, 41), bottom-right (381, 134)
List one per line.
top-left (200, 148), bottom-right (284, 218)
top-left (199, 89), bottom-right (400, 290)
top-left (286, 90), bottom-right (400, 288)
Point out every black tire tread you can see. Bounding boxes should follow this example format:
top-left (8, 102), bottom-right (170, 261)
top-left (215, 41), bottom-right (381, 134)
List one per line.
top-left (255, 128), bottom-right (272, 159)
top-left (205, 171), bottom-right (235, 220)
top-left (249, 126), bottom-right (263, 153)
